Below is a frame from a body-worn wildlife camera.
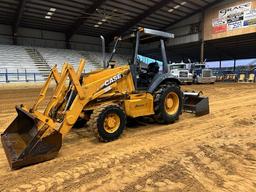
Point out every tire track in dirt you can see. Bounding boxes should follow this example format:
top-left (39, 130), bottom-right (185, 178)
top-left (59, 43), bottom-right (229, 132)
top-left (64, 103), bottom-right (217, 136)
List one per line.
top-left (0, 83), bottom-right (255, 191)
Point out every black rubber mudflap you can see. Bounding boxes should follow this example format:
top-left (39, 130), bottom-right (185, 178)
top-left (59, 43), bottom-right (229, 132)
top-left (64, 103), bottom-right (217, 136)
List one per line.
top-left (1, 106), bottom-right (62, 170)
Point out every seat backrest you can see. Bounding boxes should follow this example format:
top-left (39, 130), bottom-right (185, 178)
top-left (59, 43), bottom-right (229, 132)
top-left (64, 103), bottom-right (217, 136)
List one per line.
top-left (239, 74), bottom-right (245, 80)
top-left (249, 74), bottom-right (255, 80)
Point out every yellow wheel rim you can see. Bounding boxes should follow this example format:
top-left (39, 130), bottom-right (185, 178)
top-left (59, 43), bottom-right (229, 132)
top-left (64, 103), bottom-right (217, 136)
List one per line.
top-left (104, 113), bottom-right (120, 133)
top-left (164, 92), bottom-right (179, 115)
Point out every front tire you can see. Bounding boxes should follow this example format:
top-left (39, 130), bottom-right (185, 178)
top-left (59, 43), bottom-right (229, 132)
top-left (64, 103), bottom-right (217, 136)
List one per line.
top-left (88, 104), bottom-right (126, 142)
top-left (154, 84), bottom-right (182, 124)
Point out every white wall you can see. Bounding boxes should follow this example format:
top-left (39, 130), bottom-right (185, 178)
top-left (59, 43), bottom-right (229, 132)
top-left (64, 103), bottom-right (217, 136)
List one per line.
top-left (70, 34), bottom-right (102, 51)
top-left (0, 24), bottom-right (132, 54)
top-left (17, 27), bottom-right (66, 48)
top-left (166, 13), bottom-right (202, 46)
top-left (109, 41), bottom-right (133, 55)
top-left (140, 13), bottom-right (203, 53)
top-left (164, 0), bottom-right (235, 46)
top-left (0, 24), bottom-right (13, 44)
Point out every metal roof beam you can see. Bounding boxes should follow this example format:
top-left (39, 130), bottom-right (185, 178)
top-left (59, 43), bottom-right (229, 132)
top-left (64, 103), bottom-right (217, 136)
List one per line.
top-left (107, 0), bottom-right (174, 43)
top-left (65, 0), bottom-right (107, 41)
top-left (13, 0), bottom-right (27, 34)
top-left (163, 0), bottom-right (222, 30)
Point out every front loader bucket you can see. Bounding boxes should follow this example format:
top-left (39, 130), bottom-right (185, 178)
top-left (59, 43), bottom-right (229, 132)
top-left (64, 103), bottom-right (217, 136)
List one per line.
top-left (1, 106), bottom-right (62, 169)
top-left (183, 92), bottom-right (209, 116)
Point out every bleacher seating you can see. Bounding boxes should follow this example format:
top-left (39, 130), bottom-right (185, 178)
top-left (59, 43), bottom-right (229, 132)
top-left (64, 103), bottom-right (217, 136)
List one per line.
top-left (109, 53), bottom-right (130, 65)
top-left (0, 44), bottom-right (131, 83)
top-left (0, 45), bottom-right (44, 82)
top-left (80, 51), bottom-right (130, 68)
top-left (38, 48), bottom-right (96, 72)
top-left (0, 45), bottom-right (40, 73)
top-left (80, 51), bottom-right (103, 69)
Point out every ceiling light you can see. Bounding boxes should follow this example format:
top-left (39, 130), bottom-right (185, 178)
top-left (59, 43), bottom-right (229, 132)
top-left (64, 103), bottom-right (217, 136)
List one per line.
top-left (174, 5), bottom-right (180, 9)
top-left (102, 18), bottom-right (107, 22)
top-left (47, 12), bottom-right (53, 15)
top-left (181, 1), bottom-right (187, 5)
top-left (168, 8), bottom-right (174, 12)
top-left (94, 24), bottom-right (99, 28)
top-left (45, 16), bottom-right (51, 19)
top-left (49, 8), bottom-right (56, 12)
top-left (98, 21), bottom-right (103, 25)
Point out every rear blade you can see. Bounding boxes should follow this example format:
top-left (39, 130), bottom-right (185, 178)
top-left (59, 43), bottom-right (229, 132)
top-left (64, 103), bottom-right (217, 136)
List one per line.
top-left (183, 92), bottom-right (210, 116)
top-left (1, 106), bottom-right (62, 169)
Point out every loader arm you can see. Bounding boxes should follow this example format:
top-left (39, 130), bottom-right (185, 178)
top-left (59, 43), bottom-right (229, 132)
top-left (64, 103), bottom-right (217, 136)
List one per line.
top-left (43, 61), bottom-right (86, 116)
top-left (0, 59), bottom-right (86, 169)
top-left (31, 65), bottom-right (61, 112)
top-left (29, 61), bottom-right (131, 138)
top-left (58, 67), bottom-right (131, 136)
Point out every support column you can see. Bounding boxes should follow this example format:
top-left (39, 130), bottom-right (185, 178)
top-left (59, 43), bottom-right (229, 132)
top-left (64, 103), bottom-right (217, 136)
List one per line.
top-left (12, 27), bottom-right (18, 45)
top-left (200, 11), bottom-right (205, 63)
top-left (13, 34), bottom-right (17, 45)
top-left (200, 41), bottom-right (205, 64)
top-left (234, 59), bottom-right (236, 72)
top-left (65, 40), bottom-right (71, 49)
top-left (65, 34), bottom-right (71, 49)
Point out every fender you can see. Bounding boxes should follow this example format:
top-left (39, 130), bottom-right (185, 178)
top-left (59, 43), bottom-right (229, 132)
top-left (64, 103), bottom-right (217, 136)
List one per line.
top-left (148, 73), bottom-right (180, 93)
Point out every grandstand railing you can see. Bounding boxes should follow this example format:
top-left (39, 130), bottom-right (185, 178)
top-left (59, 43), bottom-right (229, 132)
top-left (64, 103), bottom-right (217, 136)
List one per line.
top-left (0, 68), bottom-right (89, 83)
top-left (0, 68), bottom-right (47, 83)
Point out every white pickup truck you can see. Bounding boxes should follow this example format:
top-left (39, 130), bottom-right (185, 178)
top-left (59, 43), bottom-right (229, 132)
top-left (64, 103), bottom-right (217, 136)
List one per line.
top-left (168, 63), bottom-right (193, 84)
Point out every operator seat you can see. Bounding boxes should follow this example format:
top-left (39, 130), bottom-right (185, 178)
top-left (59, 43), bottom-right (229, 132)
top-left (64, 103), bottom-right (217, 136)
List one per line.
top-left (138, 62), bottom-right (160, 88)
top-left (147, 62), bottom-right (160, 78)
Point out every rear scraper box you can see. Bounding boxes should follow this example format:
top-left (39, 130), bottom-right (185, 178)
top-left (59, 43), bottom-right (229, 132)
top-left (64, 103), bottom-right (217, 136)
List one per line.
top-left (183, 91), bottom-right (209, 116)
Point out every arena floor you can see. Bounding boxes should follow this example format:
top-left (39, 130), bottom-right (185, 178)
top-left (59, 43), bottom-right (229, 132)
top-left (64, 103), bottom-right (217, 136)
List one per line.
top-left (0, 83), bottom-right (256, 192)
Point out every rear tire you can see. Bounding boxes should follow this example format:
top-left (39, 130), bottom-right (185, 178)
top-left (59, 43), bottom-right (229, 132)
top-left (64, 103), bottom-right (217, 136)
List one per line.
top-left (88, 104), bottom-right (126, 142)
top-left (154, 84), bottom-right (182, 124)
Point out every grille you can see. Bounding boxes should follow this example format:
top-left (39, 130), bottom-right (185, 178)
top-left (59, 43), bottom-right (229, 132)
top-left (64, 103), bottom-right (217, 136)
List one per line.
top-left (202, 70), bottom-right (211, 77)
top-left (179, 71), bottom-right (188, 77)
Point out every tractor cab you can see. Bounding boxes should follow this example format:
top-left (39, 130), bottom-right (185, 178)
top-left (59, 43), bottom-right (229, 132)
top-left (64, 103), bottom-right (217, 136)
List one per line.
top-left (102, 27), bottom-right (179, 91)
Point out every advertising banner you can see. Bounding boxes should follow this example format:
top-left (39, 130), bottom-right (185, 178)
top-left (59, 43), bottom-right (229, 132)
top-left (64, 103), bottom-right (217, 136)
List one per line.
top-left (227, 12), bottom-right (244, 23)
top-left (228, 21), bottom-right (243, 31)
top-left (243, 9), bottom-right (256, 26)
top-left (211, 2), bottom-right (256, 34)
top-left (212, 18), bottom-right (227, 33)
top-left (212, 25), bottom-right (227, 34)
top-left (219, 2), bottom-right (251, 18)
top-left (212, 17), bottom-right (227, 26)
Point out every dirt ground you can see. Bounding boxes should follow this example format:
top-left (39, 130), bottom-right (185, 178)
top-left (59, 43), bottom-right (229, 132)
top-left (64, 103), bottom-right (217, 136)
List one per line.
top-left (0, 83), bottom-right (255, 192)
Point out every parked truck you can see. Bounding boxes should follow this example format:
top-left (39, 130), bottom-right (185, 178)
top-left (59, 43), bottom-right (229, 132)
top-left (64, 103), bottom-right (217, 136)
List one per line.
top-left (168, 62), bottom-right (193, 84)
top-left (189, 63), bottom-right (216, 84)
